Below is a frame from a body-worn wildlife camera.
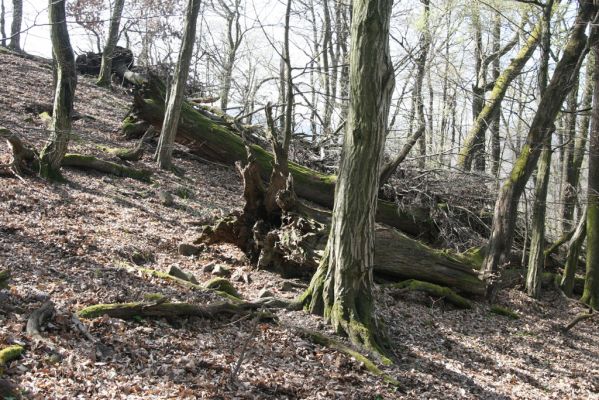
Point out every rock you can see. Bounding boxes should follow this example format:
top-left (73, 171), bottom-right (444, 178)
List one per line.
top-left (158, 191), bottom-right (174, 206)
top-left (211, 264), bottom-right (230, 277)
top-left (178, 243), bottom-right (203, 257)
top-left (202, 262), bottom-right (216, 273)
top-left (281, 280), bottom-right (306, 291)
top-left (167, 265), bottom-right (199, 284)
top-left (232, 271), bottom-right (251, 284)
top-left (258, 288), bottom-right (274, 298)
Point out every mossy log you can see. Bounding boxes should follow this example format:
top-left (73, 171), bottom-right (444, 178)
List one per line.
top-left (129, 74), bottom-right (438, 241)
top-left (78, 301), bottom-right (256, 320)
top-left (489, 305), bottom-right (520, 319)
top-left (0, 345), bottom-right (24, 368)
top-left (204, 277), bottom-right (241, 299)
top-left (62, 154), bottom-right (151, 181)
top-left (386, 279), bottom-right (472, 309)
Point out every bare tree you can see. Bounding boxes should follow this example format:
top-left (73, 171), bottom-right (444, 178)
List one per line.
top-left (39, 0), bottom-right (77, 179)
top-left (8, 0), bottom-right (22, 51)
top-left (97, 0), bottom-right (126, 87)
top-left (155, 0), bottom-right (202, 169)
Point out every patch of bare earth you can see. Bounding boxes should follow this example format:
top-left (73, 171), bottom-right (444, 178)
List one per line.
top-left (1, 52), bottom-right (598, 399)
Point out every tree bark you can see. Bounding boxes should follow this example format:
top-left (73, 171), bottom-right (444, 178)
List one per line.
top-left (39, 0), bottom-right (77, 179)
top-left (96, 0), bottom-right (125, 87)
top-left (480, 2), bottom-right (595, 297)
top-left (300, 0), bottom-right (395, 359)
top-left (526, 2), bottom-right (554, 299)
top-left (1, 0), bottom-right (6, 47)
top-left (582, 29), bottom-right (599, 309)
top-left (458, 13), bottom-right (544, 171)
top-left (8, 0), bottom-right (21, 51)
top-left (561, 207), bottom-right (587, 297)
top-left (155, 0), bottom-right (202, 169)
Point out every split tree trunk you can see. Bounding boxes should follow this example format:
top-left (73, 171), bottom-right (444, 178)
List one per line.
top-left (480, 3), bottom-right (595, 296)
top-left (561, 207), bottom-right (587, 297)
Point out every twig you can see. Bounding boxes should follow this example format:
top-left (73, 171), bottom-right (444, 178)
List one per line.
top-left (230, 308), bottom-right (262, 382)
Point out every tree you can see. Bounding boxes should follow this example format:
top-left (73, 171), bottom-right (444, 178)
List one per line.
top-left (300, 0), bottom-right (395, 357)
top-left (458, 12), bottom-right (542, 171)
top-left (97, 0), bottom-right (126, 87)
top-left (8, 0), bottom-right (22, 51)
top-left (526, 0), bottom-right (554, 299)
top-left (582, 26), bottom-right (599, 309)
top-left (38, 0), bottom-right (77, 179)
top-left (480, 2), bottom-right (595, 297)
top-left (1, 0), bottom-right (6, 47)
top-left (155, 0), bottom-right (202, 169)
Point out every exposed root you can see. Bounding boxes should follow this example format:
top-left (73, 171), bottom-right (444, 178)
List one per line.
top-left (386, 279), bottom-right (472, 309)
top-left (62, 154), bottom-right (151, 181)
top-left (294, 327), bottom-right (401, 388)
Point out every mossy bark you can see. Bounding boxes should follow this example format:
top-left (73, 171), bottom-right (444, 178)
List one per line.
top-left (386, 279), bottom-right (472, 309)
top-left (130, 75), bottom-right (438, 241)
top-left (62, 154), bottom-right (151, 181)
top-left (302, 0), bottom-right (395, 362)
top-left (458, 12), bottom-right (546, 171)
top-left (39, 0), bottom-right (77, 179)
top-left (78, 301), bottom-right (255, 320)
top-left (480, 4), bottom-right (594, 297)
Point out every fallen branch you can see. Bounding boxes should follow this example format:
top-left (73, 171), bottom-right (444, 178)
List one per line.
top-left (385, 279), bottom-right (472, 309)
top-left (561, 311), bottom-right (595, 332)
top-left (78, 300), bottom-right (260, 320)
top-left (62, 154), bottom-right (151, 181)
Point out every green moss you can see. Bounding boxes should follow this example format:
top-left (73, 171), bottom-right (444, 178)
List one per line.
top-left (203, 278), bottom-right (241, 299)
top-left (0, 345), bottom-right (24, 368)
top-left (143, 293), bottom-right (167, 302)
top-left (490, 305), bottom-right (520, 319)
top-left (0, 269), bottom-right (9, 289)
top-left (389, 279), bottom-right (472, 309)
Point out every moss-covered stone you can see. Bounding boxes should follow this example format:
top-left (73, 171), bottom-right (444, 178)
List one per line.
top-left (203, 278), bottom-right (241, 299)
top-left (388, 279), bottom-right (472, 309)
top-left (490, 305), bottom-right (519, 319)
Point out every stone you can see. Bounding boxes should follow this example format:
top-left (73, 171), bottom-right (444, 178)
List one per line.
top-left (158, 191), bottom-right (174, 206)
top-left (178, 243), bottom-right (203, 257)
top-left (167, 265), bottom-right (199, 284)
top-left (211, 264), bottom-right (230, 277)
top-left (202, 262), bottom-right (216, 273)
top-left (258, 288), bottom-right (274, 298)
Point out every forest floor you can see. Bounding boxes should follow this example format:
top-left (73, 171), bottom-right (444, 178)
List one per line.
top-left (0, 51), bottom-right (598, 400)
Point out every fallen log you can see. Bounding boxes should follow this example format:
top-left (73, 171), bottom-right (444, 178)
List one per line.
top-left (129, 74), bottom-right (438, 241)
top-left (78, 301), bottom-right (257, 320)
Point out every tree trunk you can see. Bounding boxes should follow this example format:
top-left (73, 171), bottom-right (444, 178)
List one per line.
top-left (582, 31), bottom-right (599, 309)
top-left (1, 0), bottom-right (6, 47)
top-left (416, 0), bottom-right (430, 169)
top-left (561, 207), bottom-right (587, 297)
top-left (480, 3), bottom-right (595, 297)
top-left (38, 0), bottom-right (77, 179)
top-left (96, 0), bottom-right (125, 87)
top-left (490, 10), bottom-right (502, 177)
top-left (300, 0), bottom-right (395, 359)
top-left (563, 54), bottom-right (594, 233)
top-left (155, 0), bottom-right (202, 169)
top-left (526, 2), bottom-right (554, 299)
top-left (458, 13), bottom-right (544, 171)
top-left (8, 0), bottom-right (21, 51)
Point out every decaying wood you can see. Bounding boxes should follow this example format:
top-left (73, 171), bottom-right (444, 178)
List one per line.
top-left (561, 311), bottom-right (595, 332)
top-left (128, 73), bottom-right (439, 241)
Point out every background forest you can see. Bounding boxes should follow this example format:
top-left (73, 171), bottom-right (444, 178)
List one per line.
top-left (0, 0), bottom-right (598, 399)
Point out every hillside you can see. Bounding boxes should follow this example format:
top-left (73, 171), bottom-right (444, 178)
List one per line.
top-left (1, 51), bottom-right (598, 399)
